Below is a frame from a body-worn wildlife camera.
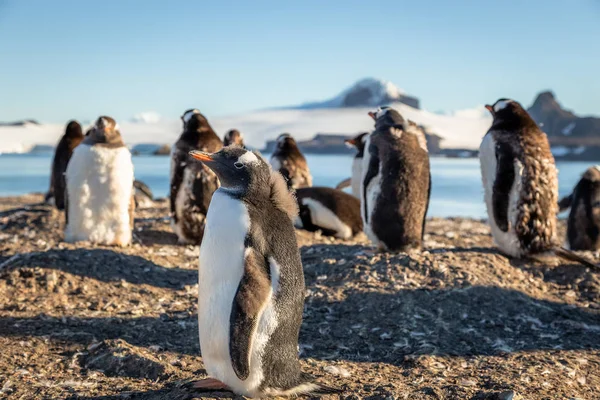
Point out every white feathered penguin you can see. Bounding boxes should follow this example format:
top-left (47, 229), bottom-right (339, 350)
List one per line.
top-left (64, 116), bottom-right (134, 246)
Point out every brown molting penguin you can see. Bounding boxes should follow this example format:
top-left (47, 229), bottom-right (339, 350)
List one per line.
top-left (294, 186), bottom-right (362, 239)
top-left (223, 129), bottom-right (245, 148)
top-left (361, 107), bottom-right (431, 251)
top-left (170, 109), bottom-right (223, 244)
top-left (558, 166), bottom-right (600, 251)
top-left (336, 132), bottom-right (368, 198)
top-left (189, 146), bottom-right (337, 397)
top-left (46, 120), bottom-right (84, 209)
top-left (269, 133), bottom-right (312, 189)
top-left (480, 99), bottom-right (597, 268)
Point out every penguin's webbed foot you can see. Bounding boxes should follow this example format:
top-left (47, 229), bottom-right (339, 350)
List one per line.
top-left (189, 378), bottom-right (229, 392)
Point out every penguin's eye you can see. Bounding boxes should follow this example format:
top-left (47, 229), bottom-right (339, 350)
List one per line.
top-left (234, 161), bottom-right (244, 169)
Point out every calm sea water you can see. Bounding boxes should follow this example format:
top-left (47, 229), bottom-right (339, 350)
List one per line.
top-left (0, 153), bottom-right (591, 218)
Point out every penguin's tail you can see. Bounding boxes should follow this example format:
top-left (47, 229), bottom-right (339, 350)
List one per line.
top-left (263, 374), bottom-right (342, 397)
top-left (553, 247), bottom-right (599, 271)
top-left (335, 177), bottom-right (352, 190)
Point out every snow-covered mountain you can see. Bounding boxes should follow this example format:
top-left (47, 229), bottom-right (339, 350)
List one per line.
top-left (297, 78), bottom-right (420, 109)
top-left (0, 78), bottom-right (492, 153)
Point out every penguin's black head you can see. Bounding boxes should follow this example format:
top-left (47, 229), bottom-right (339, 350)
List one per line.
top-left (65, 120), bottom-right (83, 139)
top-left (368, 106), bottom-right (405, 130)
top-left (485, 98), bottom-right (538, 130)
top-left (224, 129), bottom-right (245, 147)
top-left (345, 132), bottom-right (368, 157)
top-left (189, 146), bottom-right (267, 190)
top-left (181, 109), bottom-right (210, 132)
top-left (274, 133), bottom-right (299, 152)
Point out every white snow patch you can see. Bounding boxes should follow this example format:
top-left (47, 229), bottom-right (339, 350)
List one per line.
top-left (551, 146), bottom-right (570, 157)
top-left (131, 111), bottom-right (162, 124)
top-left (562, 122), bottom-right (576, 136)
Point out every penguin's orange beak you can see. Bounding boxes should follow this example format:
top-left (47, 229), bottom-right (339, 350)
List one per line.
top-left (368, 111), bottom-right (376, 120)
top-left (344, 138), bottom-right (357, 147)
top-left (189, 150), bottom-right (213, 162)
top-left (485, 105), bottom-right (494, 115)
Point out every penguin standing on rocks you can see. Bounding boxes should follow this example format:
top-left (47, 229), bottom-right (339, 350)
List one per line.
top-left (294, 187), bottom-right (362, 239)
top-left (558, 166), bottom-right (600, 251)
top-left (133, 180), bottom-right (154, 209)
top-left (64, 116), bottom-right (134, 246)
top-left (336, 132), bottom-right (368, 198)
top-left (46, 120), bottom-right (84, 209)
top-left (270, 133), bottom-right (312, 189)
top-left (480, 99), bottom-right (597, 268)
top-left (188, 147), bottom-right (336, 397)
top-left (361, 107), bottom-right (431, 251)
top-left (170, 109), bottom-right (223, 244)
top-left (223, 129), bottom-right (245, 148)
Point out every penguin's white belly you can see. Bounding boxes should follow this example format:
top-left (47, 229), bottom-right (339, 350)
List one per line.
top-left (351, 158), bottom-right (363, 199)
top-left (270, 157), bottom-right (282, 172)
top-left (302, 198), bottom-right (352, 239)
top-left (479, 133), bottom-right (523, 257)
top-left (65, 144), bottom-right (133, 246)
top-left (198, 190), bottom-right (278, 396)
top-left (360, 139), bottom-right (382, 246)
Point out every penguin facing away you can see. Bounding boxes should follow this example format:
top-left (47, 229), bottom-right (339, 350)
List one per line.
top-left (188, 147), bottom-right (336, 397)
top-left (361, 107), bottom-right (431, 251)
top-left (480, 99), bottom-right (597, 268)
top-left (558, 166), bottom-right (600, 251)
top-left (170, 109), bottom-right (223, 244)
top-left (294, 187), bottom-right (362, 239)
top-left (223, 129), bottom-right (245, 148)
top-left (336, 132), bottom-right (369, 198)
top-left (64, 116), bottom-right (134, 246)
top-left (46, 120), bottom-right (84, 209)
top-left (270, 133), bottom-right (312, 189)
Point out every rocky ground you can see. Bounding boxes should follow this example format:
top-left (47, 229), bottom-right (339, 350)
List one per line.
top-left (1, 194), bottom-right (599, 400)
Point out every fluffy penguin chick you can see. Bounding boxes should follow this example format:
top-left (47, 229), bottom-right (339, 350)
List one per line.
top-left (64, 116), bottom-right (134, 246)
top-left (480, 99), bottom-right (597, 268)
top-left (189, 147), bottom-right (337, 397)
top-left (170, 109), bottom-right (223, 244)
top-left (223, 129), bottom-right (245, 148)
top-left (270, 133), bottom-right (312, 189)
top-left (295, 187), bottom-right (362, 239)
top-left (46, 120), bottom-right (84, 209)
top-left (559, 166), bottom-right (600, 251)
top-left (361, 107), bottom-right (431, 251)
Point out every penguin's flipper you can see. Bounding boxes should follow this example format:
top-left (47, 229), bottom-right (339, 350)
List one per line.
top-left (362, 142), bottom-right (380, 224)
top-left (492, 142), bottom-right (515, 232)
top-left (170, 148), bottom-right (187, 218)
top-left (229, 247), bottom-right (272, 381)
top-left (335, 177), bottom-right (351, 190)
top-left (558, 194), bottom-right (573, 212)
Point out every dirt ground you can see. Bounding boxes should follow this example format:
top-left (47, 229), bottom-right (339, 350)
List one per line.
top-left (1, 194), bottom-right (599, 400)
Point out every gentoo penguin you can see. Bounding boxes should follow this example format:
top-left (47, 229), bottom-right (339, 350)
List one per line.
top-left (223, 129), bottom-right (245, 148)
top-left (45, 120), bottom-right (84, 209)
top-left (336, 132), bottom-right (369, 198)
top-left (294, 187), bottom-right (362, 239)
top-left (189, 147), bottom-right (335, 397)
top-left (361, 107), bottom-right (431, 251)
top-left (64, 116), bottom-right (134, 246)
top-left (558, 166), bottom-right (600, 251)
top-left (480, 99), bottom-right (597, 268)
top-left (269, 133), bottom-right (312, 189)
top-left (133, 179), bottom-right (154, 209)
top-left (170, 109), bottom-right (223, 244)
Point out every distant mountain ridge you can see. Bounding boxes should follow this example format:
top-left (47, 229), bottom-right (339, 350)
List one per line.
top-left (297, 78), bottom-right (420, 109)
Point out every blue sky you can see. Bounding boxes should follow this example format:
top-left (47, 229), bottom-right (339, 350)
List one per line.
top-left (0, 0), bottom-right (599, 123)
